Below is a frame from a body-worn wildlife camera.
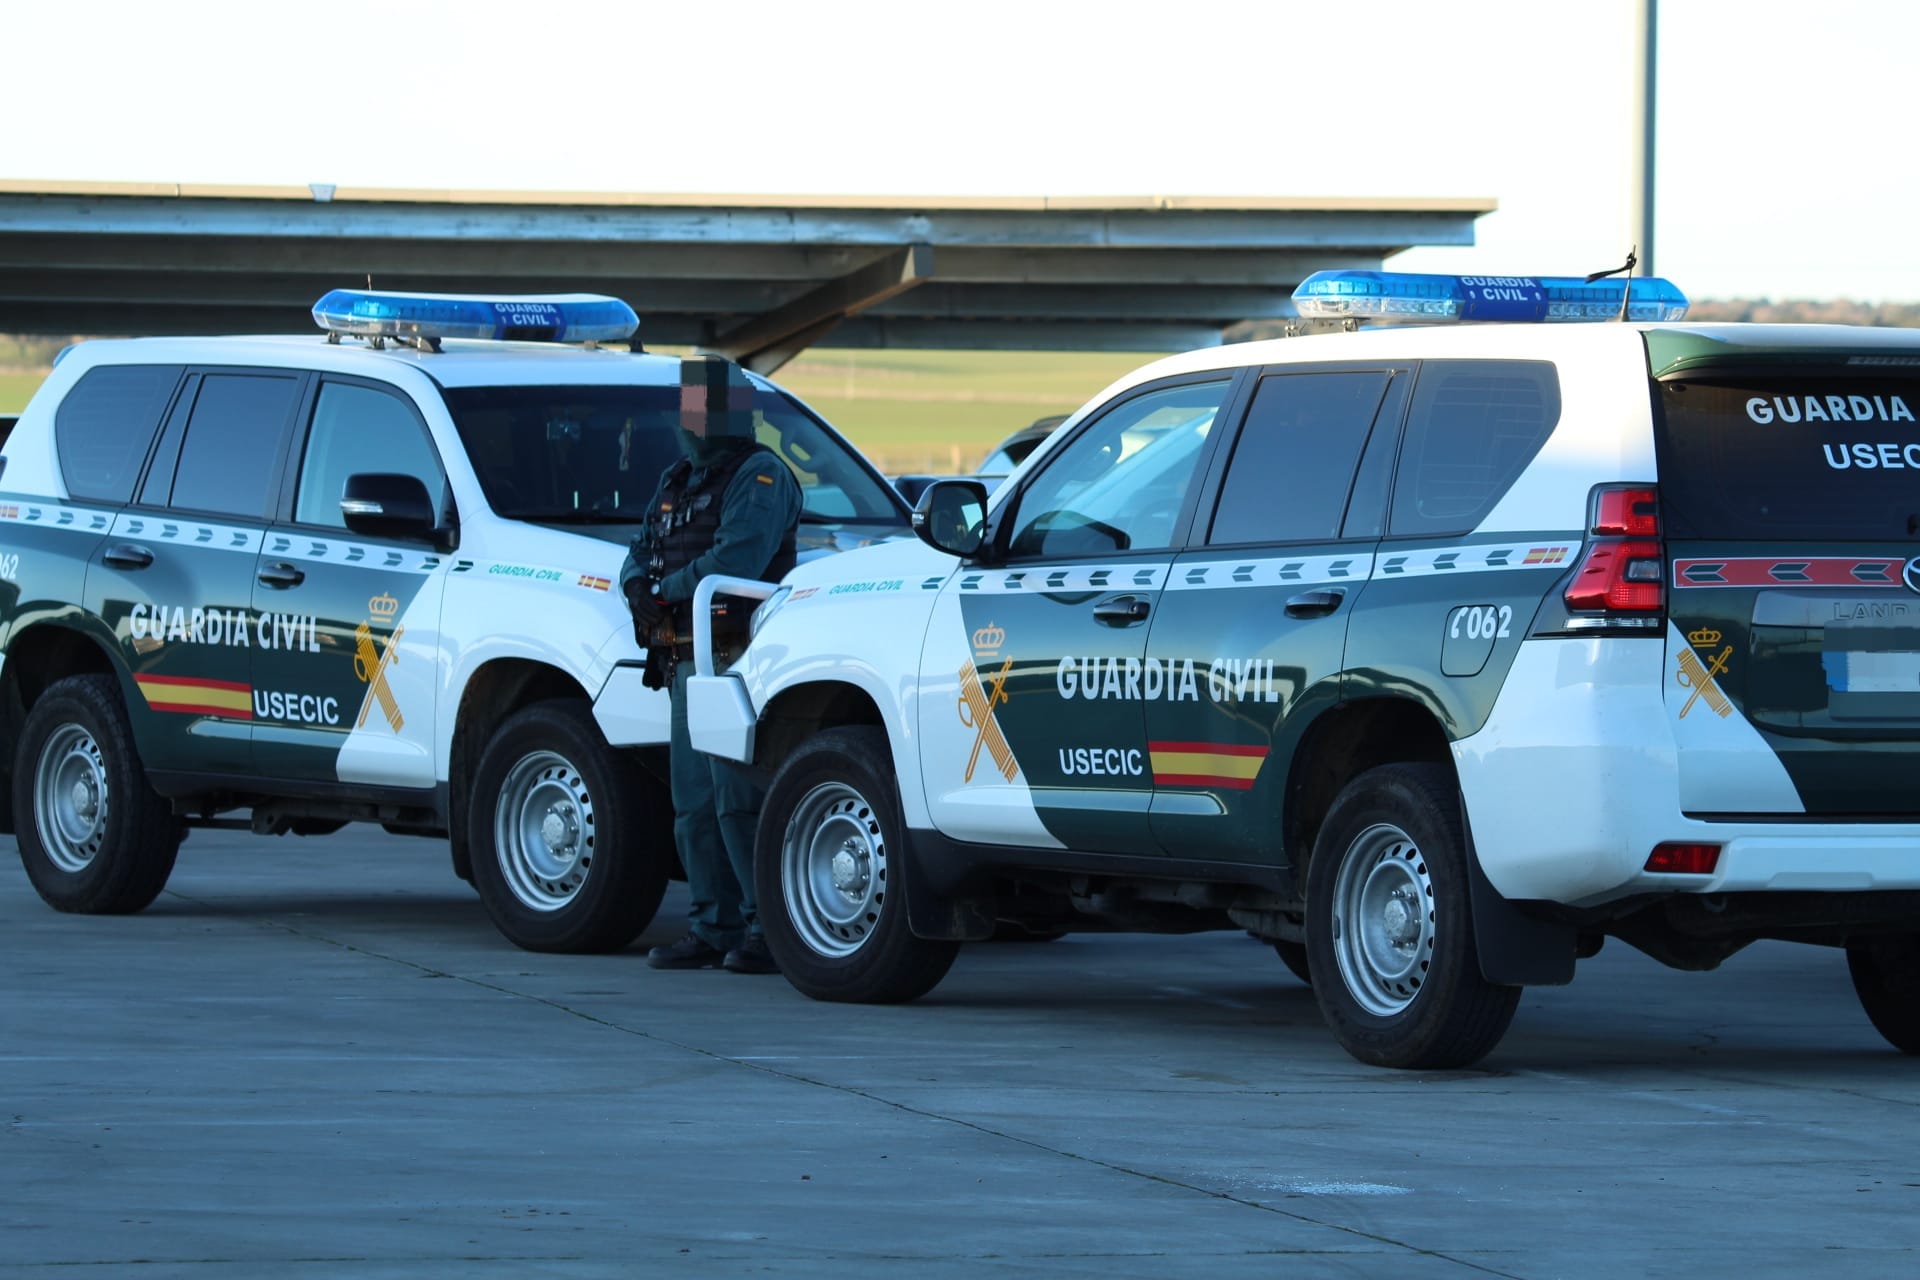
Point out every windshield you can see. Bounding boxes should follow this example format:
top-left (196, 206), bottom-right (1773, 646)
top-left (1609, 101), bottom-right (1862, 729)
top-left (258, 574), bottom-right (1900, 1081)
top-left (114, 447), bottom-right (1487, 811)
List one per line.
top-left (441, 382), bottom-right (904, 524)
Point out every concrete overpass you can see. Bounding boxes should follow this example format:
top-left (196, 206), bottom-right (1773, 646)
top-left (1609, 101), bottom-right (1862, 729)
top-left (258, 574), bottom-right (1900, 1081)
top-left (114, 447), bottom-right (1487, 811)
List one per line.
top-left (0, 181), bottom-right (1495, 371)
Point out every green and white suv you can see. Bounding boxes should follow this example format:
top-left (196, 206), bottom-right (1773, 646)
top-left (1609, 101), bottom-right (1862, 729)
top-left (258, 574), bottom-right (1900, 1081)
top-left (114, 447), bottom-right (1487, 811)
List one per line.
top-left (688, 270), bottom-right (1920, 1068)
top-left (0, 291), bottom-right (909, 952)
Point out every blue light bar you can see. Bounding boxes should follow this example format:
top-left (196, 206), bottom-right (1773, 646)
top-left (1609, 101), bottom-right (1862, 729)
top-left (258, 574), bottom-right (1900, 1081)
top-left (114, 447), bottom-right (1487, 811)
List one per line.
top-left (1293, 270), bottom-right (1689, 324)
top-left (311, 289), bottom-right (639, 343)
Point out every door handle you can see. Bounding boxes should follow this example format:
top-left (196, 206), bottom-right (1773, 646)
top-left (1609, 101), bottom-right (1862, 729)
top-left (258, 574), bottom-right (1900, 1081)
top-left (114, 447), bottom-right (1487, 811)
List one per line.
top-left (1284, 587), bottom-right (1346, 618)
top-left (257, 561), bottom-right (306, 588)
top-left (1092, 596), bottom-right (1151, 626)
top-left (102, 543), bottom-right (153, 570)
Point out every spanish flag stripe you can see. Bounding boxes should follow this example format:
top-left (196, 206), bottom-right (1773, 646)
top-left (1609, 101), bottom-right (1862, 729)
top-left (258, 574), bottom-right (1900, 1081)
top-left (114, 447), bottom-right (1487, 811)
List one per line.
top-left (1148, 740), bottom-right (1269, 790)
top-left (135, 675), bottom-right (252, 718)
top-left (135, 674), bottom-right (249, 692)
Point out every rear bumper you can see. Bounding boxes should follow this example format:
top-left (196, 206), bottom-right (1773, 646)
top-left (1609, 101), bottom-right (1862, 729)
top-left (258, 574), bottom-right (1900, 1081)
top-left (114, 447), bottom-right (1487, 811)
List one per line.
top-left (1455, 636), bottom-right (1920, 906)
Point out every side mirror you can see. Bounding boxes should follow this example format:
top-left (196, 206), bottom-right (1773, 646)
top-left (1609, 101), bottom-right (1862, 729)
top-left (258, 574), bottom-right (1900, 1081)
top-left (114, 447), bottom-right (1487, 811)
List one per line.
top-left (341, 473), bottom-right (441, 545)
top-left (911, 479), bottom-right (990, 558)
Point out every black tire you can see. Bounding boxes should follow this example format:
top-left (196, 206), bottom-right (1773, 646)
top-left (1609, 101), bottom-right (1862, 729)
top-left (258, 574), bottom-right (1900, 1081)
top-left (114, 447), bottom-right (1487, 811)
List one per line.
top-left (756, 725), bottom-right (959, 1003)
top-left (1273, 939), bottom-right (1312, 984)
top-left (1846, 936), bottom-right (1920, 1054)
top-left (11, 673), bottom-right (180, 914)
top-left (468, 699), bottom-right (671, 953)
top-left (1305, 763), bottom-right (1520, 1069)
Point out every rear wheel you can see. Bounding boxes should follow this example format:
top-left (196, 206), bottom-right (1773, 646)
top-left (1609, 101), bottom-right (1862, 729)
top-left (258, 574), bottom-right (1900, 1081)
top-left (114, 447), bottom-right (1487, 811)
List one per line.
top-left (468, 699), bottom-right (671, 953)
top-left (12, 674), bottom-right (180, 914)
top-left (1306, 764), bottom-right (1519, 1069)
top-left (757, 726), bottom-right (959, 1003)
top-left (1846, 936), bottom-right (1920, 1054)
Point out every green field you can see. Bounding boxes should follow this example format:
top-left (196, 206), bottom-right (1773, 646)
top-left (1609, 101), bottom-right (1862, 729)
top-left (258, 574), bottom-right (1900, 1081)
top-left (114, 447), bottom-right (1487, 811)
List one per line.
top-left (0, 348), bottom-right (1164, 475)
top-left (771, 348), bottom-right (1154, 473)
top-left (1, 372), bottom-right (44, 416)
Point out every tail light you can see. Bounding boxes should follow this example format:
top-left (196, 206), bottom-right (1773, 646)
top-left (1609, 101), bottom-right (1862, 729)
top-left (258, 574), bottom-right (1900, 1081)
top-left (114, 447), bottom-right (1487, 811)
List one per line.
top-left (1563, 485), bottom-right (1664, 629)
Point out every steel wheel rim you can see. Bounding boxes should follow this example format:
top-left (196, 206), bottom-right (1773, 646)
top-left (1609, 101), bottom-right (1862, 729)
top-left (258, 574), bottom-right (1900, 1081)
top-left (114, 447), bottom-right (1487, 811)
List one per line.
top-left (781, 780), bottom-right (887, 958)
top-left (35, 722), bottom-right (109, 873)
top-left (494, 750), bottom-right (595, 912)
top-left (1330, 821), bottom-right (1436, 1017)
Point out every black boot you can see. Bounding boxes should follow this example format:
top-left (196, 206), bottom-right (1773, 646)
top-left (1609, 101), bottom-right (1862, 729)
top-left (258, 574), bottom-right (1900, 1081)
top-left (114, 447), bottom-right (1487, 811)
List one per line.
top-left (647, 933), bottom-right (727, 970)
top-left (723, 936), bottom-right (779, 975)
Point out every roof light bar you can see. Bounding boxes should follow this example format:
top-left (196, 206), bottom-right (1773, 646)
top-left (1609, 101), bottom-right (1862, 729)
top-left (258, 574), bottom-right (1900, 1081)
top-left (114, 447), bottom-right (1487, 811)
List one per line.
top-left (311, 289), bottom-right (639, 343)
top-left (1293, 271), bottom-right (1689, 324)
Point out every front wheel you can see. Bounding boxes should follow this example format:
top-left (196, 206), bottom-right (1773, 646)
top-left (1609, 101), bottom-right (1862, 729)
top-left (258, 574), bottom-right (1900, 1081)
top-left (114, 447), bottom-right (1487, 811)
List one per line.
top-left (12, 674), bottom-right (181, 914)
top-left (468, 699), bottom-right (671, 953)
top-left (1305, 764), bottom-right (1519, 1069)
top-left (757, 726), bottom-right (959, 1003)
top-left (1847, 936), bottom-right (1920, 1054)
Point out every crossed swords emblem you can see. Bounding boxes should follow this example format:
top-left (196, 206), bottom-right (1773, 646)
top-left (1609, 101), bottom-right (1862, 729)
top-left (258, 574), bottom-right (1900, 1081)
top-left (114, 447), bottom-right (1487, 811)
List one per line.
top-left (353, 622), bottom-right (405, 731)
top-left (957, 653), bottom-right (1017, 783)
top-left (1676, 643), bottom-right (1733, 719)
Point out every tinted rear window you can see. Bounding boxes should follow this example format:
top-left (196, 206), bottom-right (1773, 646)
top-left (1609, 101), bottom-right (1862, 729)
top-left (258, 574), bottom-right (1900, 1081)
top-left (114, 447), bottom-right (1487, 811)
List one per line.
top-left (1390, 361), bottom-right (1560, 537)
top-left (1209, 370), bottom-right (1389, 545)
top-left (1657, 378), bottom-right (1920, 539)
top-left (54, 364), bottom-right (182, 505)
top-left (168, 373), bottom-right (302, 518)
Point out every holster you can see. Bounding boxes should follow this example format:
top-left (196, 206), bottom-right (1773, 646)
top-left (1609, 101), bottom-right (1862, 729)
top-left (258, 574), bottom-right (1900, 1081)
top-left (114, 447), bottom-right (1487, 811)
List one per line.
top-left (640, 620), bottom-right (678, 691)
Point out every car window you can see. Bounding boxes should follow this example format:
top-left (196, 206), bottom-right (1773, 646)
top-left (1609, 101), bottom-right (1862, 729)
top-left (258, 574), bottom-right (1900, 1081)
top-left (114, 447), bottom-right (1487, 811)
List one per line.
top-left (295, 382), bottom-right (448, 528)
top-left (1208, 371), bottom-right (1391, 546)
top-left (1005, 380), bottom-right (1228, 559)
top-left (1389, 361), bottom-right (1560, 538)
top-left (166, 373), bottom-right (302, 518)
top-left (53, 364), bottom-right (182, 505)
top-left (441, 383), bottom-right (901, 524)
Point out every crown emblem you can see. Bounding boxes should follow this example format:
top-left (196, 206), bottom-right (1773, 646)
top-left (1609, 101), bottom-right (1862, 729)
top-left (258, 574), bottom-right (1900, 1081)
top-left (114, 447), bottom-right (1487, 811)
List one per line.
top-left (971, 622), bottom-right (1006, 655)
top-left (1687, 626), bottom-right (1723, 647)
top-left (368, 592), bottom-right (400, 620)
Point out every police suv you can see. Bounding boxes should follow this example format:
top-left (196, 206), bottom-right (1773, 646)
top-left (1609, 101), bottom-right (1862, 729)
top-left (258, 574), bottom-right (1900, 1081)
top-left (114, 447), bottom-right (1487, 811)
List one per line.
top-left (0, 291), bottom-right (910, 952)
top-left (689, 270), bottom-right (1920, 1069)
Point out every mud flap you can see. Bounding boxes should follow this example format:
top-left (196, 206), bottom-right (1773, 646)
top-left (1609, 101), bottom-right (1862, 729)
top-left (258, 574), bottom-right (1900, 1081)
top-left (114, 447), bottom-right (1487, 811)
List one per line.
top-left (1465, 821), bottom-right (1577, 986)
top-left (901, 828), bottom-right (996, 942)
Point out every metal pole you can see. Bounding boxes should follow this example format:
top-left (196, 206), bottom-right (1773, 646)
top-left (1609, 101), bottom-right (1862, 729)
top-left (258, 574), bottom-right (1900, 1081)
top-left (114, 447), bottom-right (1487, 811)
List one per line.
top-left (1628, 0), bottom-right (1658, 275)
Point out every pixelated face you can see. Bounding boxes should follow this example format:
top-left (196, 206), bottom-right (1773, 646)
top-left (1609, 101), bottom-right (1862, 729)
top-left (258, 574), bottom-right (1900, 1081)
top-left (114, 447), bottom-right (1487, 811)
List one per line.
top-left (679, 357), bottom-right (755, 442)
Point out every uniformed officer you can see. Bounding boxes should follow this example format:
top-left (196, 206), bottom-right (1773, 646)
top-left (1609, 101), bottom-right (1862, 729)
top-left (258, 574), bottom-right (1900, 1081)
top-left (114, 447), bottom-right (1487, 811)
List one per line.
top-left (620, 356), bottom-right (802, 974)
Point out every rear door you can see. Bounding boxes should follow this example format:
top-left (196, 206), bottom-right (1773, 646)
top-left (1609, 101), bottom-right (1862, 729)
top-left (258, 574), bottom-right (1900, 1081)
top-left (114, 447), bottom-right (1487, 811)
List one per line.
top-left (87, 369), bottom-right (302, 776)
top-left (1657, 370), bottom-right (1920, 815)
top-left (1146, 365), bottom-right (1407, 864)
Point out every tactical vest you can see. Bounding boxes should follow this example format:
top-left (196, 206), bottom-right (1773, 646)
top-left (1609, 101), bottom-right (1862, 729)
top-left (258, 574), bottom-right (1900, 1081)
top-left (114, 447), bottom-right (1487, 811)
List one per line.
top-left (650, 444), bottom-right (798, 630)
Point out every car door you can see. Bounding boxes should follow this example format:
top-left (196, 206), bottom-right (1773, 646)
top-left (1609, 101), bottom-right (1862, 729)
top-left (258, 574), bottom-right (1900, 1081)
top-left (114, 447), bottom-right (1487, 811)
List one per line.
top-left (919, 374), bottom-right (1242, 853)
top-left (1146, 365), bottom-right (1409, 865)
top-left (85, 368), bottom-right (304, 776)
top-left (249, 377), bottom-right (451, 789)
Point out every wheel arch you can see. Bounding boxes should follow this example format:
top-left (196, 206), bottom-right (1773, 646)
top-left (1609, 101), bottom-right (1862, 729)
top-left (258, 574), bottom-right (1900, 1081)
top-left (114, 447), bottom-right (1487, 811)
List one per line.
top-left (754, 679), bottom-right (887, 778)
top-left (445, 657), bottom-right (597, 882)
top-left (1, 623), bottom-right (121, 833)
top-left (1282, 695), bottom-right (1454, 882)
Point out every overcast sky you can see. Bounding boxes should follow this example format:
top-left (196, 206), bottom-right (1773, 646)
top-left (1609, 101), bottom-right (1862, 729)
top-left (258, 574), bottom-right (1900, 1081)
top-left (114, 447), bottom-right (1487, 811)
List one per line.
top-left (3, 0), bottom-right (1913, 301)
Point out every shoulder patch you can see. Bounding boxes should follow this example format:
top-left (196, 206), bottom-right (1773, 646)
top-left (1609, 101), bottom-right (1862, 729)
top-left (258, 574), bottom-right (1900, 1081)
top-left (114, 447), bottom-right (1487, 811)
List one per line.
top-left (754, 473), bottom-right (774, 485)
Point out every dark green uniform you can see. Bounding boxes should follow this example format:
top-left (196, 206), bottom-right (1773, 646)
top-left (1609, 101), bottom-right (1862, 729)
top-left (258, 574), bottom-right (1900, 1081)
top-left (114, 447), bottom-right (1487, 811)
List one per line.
top-left (621, 443), bottom-right (801, 950)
